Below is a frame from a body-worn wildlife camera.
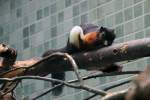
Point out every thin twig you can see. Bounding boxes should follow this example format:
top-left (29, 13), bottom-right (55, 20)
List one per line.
top-left (82, 85), bottom-right (106, 96)
top-left (104, 80), bottom-right (131, 91)
top-left (32, 71), bottom-right (140, 100)
top-left (101, 89), bottom-right (128, 100)
top-left (69, 71), bottom-right (140, 83)
top-left (85, 75), bottom-right (135, 100)
top-left (84, 93), bottom-right (98, 100)
top-left (103, 75), bottom-right (136, 92)
top-left (31, 84), bottom-right (63, 100)
top-left (1, 70), bottom-right (139, 99)
top-left (0, 76), bottom-right (107, 96)
top-left (64, 53), bottom-right (84, 85)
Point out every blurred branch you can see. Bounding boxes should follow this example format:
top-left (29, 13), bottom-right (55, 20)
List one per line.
top-left (101, 68), bottom-right (150, 100)
top-left (83, 75), bottom-right (136, 100)
top-left (84, 93), bottom-right (98, 100)
top-left (101, 89), bottom-right (128, 100)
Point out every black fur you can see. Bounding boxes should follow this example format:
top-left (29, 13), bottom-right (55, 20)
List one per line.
top-left (51, 72), bottom-right (65, 96)
top-left (42, 24), bottom-right (118, 96)
top-left (42, 48), bottom-right (66, 96)
top-left (102, 63), bottom-right (123, 73)
top-left (99, 26), bottom-right (115, 46)
top-left (80, 24), bottom-right (116, 51)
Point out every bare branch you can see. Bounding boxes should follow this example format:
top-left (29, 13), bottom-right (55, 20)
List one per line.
top-left (0, 76), bottom-right (107, 96)
top-left (101, 90), bottom-right (128, 100)
top-left (83, 74), bottom-right (135, 100)
top-left (0, 38), bottom-right (149, 78)
top-left (32, 71), bottom-right (139, 99)
top-left (69, 71), bottom-right (140, 83)
top-left (0, 38), bottom-right (149, 99)
top-left (28, 38), bottom-right (150, 73)
top-left (31, 84), bottom-right (63, 100)
top-left (63, 53), bottom-right (84, 85)
top-left (104, 78), bottom-right (131, 91)
top-left (84, 93), bottom-right (98, 100)
top-left (100, 68), bottom-right (150, 100)
top-left (126, 68), bottom-right (150, 100)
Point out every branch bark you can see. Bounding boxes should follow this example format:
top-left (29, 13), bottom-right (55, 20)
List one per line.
top-left (0, 38), bottom-right (150, 77)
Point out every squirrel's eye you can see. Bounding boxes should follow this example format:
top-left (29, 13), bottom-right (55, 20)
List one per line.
top-left (101, 32), bottom-right (105, 38)
top-left (2, 43), bottom-right (6, 47)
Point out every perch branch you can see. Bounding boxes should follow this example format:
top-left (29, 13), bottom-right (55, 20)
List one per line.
top-left (0, 38), bottom-right (149, 99)
top-left (0, 38), bottom-right (149, 78)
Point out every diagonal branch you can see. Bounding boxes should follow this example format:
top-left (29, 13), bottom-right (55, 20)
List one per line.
top-left (31, 84), bottom-right (63, 100)
top-left (32, 71), bottom-right (140, 99)
top-left (62, 53), bottom-right (84, 85)
top-left (101, 89), bottom-right (128, 100)
top-left (0, 76), bottom-right (107, 96)
top-left (84, 93), bottom-right (98, 100)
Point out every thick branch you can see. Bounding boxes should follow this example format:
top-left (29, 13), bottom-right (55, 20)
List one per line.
top-left (0, 38), bottom-right (150, 77)
top-left (24, 38), bottom-right (150, 74)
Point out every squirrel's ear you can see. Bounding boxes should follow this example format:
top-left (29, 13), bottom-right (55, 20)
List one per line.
top-left (99, 26), bottom-right (105, 32)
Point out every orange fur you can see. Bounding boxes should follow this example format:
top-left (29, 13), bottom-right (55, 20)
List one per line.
top-left (83, 32), bottom-right (98, 44)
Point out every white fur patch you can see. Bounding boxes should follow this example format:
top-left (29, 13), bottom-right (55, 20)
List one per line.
top-left (104, 40), bottom-right (108, 46)
top-left (0, 44), bottom-right (8, 53)
top-left (69, 26), bottom-right (84, 48)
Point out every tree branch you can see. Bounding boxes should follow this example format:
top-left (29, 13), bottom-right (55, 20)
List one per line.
top-left (0, 76), bottom-right (107, 96)
top-left (0, 38), bottom-right (149, 78)
top-left (84, 93), bottom-right (98, 100)
top-left (0, 38), bottom-right (149, 99)
top-left (63, 53), bottom-right (84, 85)
top-left (100, 68), bottom-right (150, 100)
top-left (101, 89), bottom-right (128, 100)
top-left (32, 71), bottom-right (139, 99)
